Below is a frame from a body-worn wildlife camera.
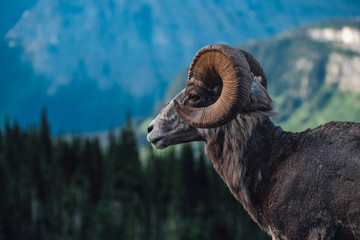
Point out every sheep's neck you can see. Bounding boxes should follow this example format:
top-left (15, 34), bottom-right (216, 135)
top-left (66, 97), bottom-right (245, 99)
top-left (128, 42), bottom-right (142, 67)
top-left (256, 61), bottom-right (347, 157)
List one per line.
top-left (204, 113), bottom-right (283, 231)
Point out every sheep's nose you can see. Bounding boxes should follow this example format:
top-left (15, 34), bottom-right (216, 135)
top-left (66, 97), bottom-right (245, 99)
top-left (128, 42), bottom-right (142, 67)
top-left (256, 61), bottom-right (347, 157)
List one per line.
top-left (147, 125), bottom-right (154, 133)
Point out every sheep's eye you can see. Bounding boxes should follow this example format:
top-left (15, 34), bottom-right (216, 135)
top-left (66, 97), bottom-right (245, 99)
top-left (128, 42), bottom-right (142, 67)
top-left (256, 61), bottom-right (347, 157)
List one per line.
top-left (189, 94), bottom-right (200, 102)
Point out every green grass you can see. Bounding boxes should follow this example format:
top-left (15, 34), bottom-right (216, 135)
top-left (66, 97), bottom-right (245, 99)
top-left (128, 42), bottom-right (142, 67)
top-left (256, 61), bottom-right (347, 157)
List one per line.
top-left (276, 85), bottom-right (360, 132)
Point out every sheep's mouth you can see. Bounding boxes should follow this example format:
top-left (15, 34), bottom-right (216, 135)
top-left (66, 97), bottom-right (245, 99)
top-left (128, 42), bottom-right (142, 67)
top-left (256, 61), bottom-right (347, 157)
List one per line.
top-left (147, 135), bottom-right (167, 149)
top-left (152, 138), bottom-right (167, 149)
top-left (150, 136), bottom-right (163, 145)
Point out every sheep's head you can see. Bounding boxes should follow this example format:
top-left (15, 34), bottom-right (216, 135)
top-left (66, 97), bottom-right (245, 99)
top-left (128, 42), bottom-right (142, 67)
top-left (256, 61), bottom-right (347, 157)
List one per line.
top-left (147, 44), bottom-right (269, 149)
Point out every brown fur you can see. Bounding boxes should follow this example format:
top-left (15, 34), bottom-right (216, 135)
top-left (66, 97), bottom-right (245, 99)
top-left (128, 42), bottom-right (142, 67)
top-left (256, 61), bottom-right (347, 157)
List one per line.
top-left (203, 110), bottom-right (273, 230)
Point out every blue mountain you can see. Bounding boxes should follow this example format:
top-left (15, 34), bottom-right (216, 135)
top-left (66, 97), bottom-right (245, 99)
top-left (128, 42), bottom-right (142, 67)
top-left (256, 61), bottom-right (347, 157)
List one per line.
top-left (1, 0), bottom-right (359, 133)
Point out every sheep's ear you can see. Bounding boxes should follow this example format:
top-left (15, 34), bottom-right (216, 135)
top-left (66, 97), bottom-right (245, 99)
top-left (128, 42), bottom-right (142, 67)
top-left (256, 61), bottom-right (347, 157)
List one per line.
top-left (244, 80), bottom-right (272, 112)
top-left (249, 73), bottom-right (265, 99)
top-left (250, 80), bottom-right (265, 101)
top-left (253, 75), bottom-right (262, 85)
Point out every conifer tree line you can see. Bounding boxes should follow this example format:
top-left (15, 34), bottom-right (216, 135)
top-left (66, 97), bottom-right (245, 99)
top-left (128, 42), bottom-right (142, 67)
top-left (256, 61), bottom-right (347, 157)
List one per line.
top-left (0, 111), bottom-right (269, 240)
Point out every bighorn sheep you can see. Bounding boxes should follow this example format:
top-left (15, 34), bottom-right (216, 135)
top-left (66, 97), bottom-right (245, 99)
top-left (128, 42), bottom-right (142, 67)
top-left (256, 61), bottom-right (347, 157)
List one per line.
top-left (147, 44), bottom-right (360, 240)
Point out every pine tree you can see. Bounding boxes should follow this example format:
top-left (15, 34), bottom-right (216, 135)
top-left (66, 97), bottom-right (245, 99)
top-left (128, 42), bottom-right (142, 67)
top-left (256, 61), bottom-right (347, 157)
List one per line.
top-left (0, 128), bottom-right (3, 152)
top-left (81, 138), bottom-right (103, 205)
top-left (117, 113), bottom-right (144, 240)
top-left (194, 148), bottom-right (210, 213)
top-left (103, 128), bottom-right (118, 200)
top-left (40, 109), bottom-right (52, 161)
top-left (0, 124), bottom-right (7, 240)
top-left (143, 144), bottom-right (159, 239)
top-left (0, 112), bottom-right (271, 240)
top-left (77, 138), bottom-right (104, 239)
top-left (2, 120), bottom-right (27, 239)
top-left (180, 143), bottom-right (197, 216)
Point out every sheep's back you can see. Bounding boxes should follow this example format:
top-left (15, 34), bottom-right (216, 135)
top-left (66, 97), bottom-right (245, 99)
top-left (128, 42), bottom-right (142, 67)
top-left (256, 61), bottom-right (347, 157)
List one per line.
top-left (262, 121), bottom-right (360, 238)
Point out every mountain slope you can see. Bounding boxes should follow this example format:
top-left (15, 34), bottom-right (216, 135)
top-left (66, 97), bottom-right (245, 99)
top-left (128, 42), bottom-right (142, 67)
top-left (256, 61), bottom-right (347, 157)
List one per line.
top-left (242, 19), bottom-right (360, 131)
top-left (161, 19), bottom-right (360, 133)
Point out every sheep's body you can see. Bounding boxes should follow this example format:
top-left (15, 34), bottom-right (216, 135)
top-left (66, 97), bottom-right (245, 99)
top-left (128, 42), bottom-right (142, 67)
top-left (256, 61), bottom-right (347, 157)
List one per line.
top-left (264, 122), bottom-right (360, 239)
top-left (147, 44), bottom-right (360, 240)
top-left (206, 115), bottom-right (360, 239)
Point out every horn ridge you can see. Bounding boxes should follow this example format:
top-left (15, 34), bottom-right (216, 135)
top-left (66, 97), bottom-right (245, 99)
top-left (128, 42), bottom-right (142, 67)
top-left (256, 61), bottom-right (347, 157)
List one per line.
top-left (175, 44), bottom-right (253, 128)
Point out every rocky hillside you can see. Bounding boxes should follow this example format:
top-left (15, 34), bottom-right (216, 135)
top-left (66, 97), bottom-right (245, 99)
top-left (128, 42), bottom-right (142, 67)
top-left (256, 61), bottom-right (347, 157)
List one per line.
top-left (158, 19), bottom-right (360, 134)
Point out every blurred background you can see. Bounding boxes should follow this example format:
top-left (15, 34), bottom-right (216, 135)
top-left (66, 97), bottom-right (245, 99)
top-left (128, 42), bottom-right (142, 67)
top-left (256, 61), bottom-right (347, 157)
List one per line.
top-left (0, 0), bottom-right (359, 239)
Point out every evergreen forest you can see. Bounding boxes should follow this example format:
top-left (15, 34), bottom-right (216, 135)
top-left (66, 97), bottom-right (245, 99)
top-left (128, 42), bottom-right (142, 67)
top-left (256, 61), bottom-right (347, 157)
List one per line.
top-left (0, 111), bottom-right (270, 240)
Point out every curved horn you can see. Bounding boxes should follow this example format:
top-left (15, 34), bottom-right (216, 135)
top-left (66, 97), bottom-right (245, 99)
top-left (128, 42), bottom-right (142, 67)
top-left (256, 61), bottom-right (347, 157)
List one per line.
top-left (174, 44), bottom-right (253, 128)
top-left (240, 50), bottom-right (267, 89)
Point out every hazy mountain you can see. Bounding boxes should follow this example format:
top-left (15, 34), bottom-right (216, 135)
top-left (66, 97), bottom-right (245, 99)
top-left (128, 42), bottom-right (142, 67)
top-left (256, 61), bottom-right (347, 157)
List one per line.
top-left (160, 19), bottom-right (360, 135)
top-left (1, 0), bottom-right (360, 132)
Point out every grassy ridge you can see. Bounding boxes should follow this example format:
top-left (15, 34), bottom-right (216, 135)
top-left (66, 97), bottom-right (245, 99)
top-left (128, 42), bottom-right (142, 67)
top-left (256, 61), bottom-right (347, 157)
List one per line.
top-left (278, 85), bottom-right (360, 131)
